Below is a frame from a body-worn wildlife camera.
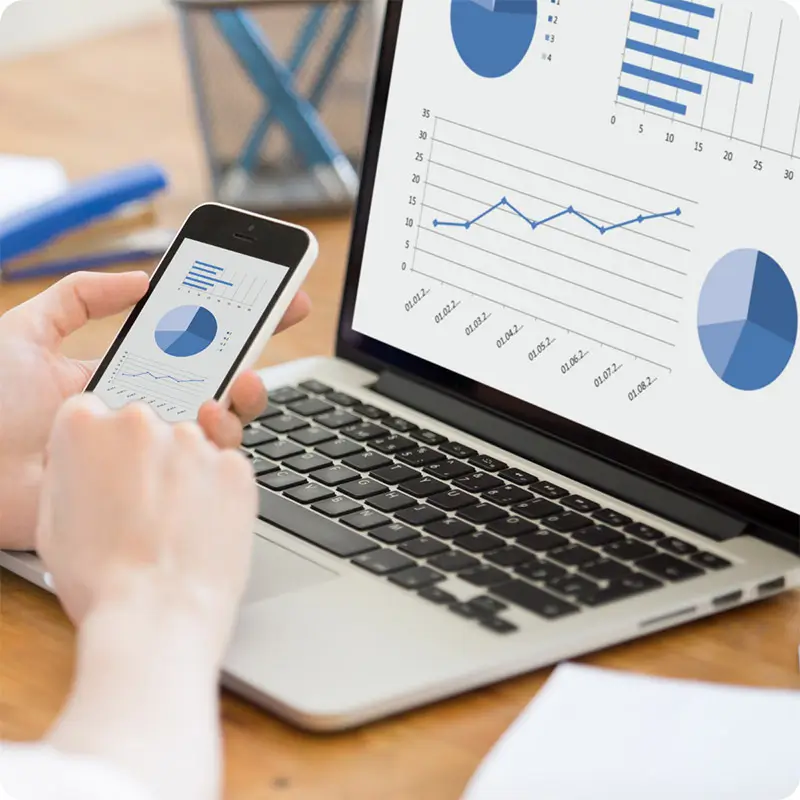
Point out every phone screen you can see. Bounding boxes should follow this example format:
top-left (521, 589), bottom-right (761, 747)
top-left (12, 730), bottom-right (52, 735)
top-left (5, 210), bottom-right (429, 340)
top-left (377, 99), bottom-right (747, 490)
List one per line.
top-left (89, 238), bottom-right (291, 421)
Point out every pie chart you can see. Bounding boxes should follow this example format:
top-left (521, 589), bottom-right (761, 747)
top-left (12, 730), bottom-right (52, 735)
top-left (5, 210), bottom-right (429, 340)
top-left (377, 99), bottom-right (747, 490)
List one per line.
top-left (698, 249), bottom-right (797, 391)
top-left (155, 305), bottom-right (218, 358)
top-left (451, 0), bottom-right (538, 79)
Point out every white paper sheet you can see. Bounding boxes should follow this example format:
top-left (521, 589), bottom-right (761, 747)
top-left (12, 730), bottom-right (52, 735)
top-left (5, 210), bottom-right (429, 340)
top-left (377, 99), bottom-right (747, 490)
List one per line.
top-left (0, 154), bottom-right (67, 222)
top-left (462, 663), bottom-right (800, 800)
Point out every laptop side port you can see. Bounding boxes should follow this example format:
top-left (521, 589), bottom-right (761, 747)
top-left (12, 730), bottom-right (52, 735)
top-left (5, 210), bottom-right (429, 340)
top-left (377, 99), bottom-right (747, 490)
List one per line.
top-left (712, 590), bottom-right (743, 608)
top-left (756, 577), bottom-right (786, 597)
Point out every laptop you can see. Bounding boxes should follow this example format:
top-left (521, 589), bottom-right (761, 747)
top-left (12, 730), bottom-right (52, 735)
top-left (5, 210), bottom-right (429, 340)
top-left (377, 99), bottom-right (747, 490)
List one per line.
top-left (3, 0), bottom-right (800, 731)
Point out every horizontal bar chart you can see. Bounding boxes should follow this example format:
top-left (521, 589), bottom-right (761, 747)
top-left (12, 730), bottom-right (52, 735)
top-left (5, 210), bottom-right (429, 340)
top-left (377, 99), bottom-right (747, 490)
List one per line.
top-left (617, 86), bottom-right (688, 115)
top-left (646, 0), bottom-right (715, 18)
top-left (629, 12), bottom-right (699, 39)
top-left (621, 62), bottom-right (703, 94)
top-left (625, 39), bottom-right (755, 84)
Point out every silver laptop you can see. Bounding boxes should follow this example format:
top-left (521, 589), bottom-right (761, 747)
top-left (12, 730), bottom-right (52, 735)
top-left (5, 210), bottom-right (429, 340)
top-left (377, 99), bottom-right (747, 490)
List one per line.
top-left (4, 0), bottom-right (800, 731)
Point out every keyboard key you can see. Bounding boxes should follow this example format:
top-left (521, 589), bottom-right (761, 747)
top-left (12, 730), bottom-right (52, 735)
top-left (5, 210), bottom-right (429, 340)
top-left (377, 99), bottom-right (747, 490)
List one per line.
top-left (411, 429), bottom-right (448, 446)
top-left (402, 476), bottom-right (449, 498)
top-left (397, 447), bottom-right (446, 467)
top-left (390, 567), bottom-right (446, 590)
top-left (418, 587), bottom-right (456, 605)
top-left (353, 550), bottom-right (415, 575)
top-left (424, 519), bottom-right (474, 539)
top-left (511, 498), bottom-right (562, 520)
top-left (327, 391), bottom-right (359, 407)
top-left (251, 459), bottom-right (279, 476)
top-left (262, 415), bottom-right (309, 434)
top-left (440, 441), bottom-right (478, 459)
top-left (354, 404), bottom-right (389, 420)
top-left (637, 553), bottom-right (704, 582)
top-left (498, 467), bottom-right (538, 486)
top-left (287, 398), bottom-right (334, 417)
top-left (624, 522), bottom-right (665, 542)
top-left (370, 523), bottom-right (419, 544)
top-left (341, 509), bottom-right (390, 531)
top-left (342, 422), bottom-right (390, 441)
top-left (242, 427), bottom-right (278, 448)
top-left (311, 465), bottom-right (361, 486)
top-left (488, 516), bottom-right (538, 538)
top-left (540, 512), bottom-right (592, 533)
top-left (429, 551), bottom-right (480, 572)
top-left (485, 546), bottom-right (533, 567)
top-left (593, 508), bottom-right (633, 526)
top-left (458, 503), bottom-right (507, 525)
top-left (367, 491), bottom-right (416, 512)
top-left (284, 483), bottom-right (334, 505)
top-left (240, 449), bottom-right (254, 460)
top-left (580, 558), bottom-right (634, 582)
top-left (340, 478), bottom-right (388, 499)
top-left (449, 602), bottom-right (480, 620)
top-left (516, 560), bottom-right (567, 582)
top-left (371, 435), bottom-right (416, 455)
top-left (603, 540), bottom-right (657, 562)
top-left (283, 452), bottom-right (333, 474)
top-left (256, 406), bottom-right (283, 421)
top-left (457, 531), bottom-right (505, 553)
top-left (690, 552), bottom-right (732, 570)
top-left (547, 574), bottom-right (598, 598)
top-left (572, 525), bottom-right (625, 547)
top-left (454, 472), bottom-right (503, 493)
top-left (315, 439), bottom-right (364, 459)
top-left (316, 410), bottom-right (361, 429)
top-left (371, 464), bottom-right (420, 485)
top-left (428, 489), bottom-right (477, 511)
top-left (583, 573), bottom-right (663, 607)
top-left (482, 486), bottom-right (534, 506)
top-left (459, 565), bottom-right (509, 587)
top-left (659, 537), bottom-right (699, 557)
top-left (299, 380), bottom-right (332, 395)
top-left (257, 490), bottom-right (376, 557)
top-left (396, 505), bottom-right (446, 526)
top-left (289, 426), bottom-right (336, 446)
top-left (384, 416), bottom-right (418, 433)
top-left (311, 496), bottom-right (362, 518)
top-left (400, 537), bottom-right (450, 557)
top-left (548, 544), bottom-right (596, 567)
top-left (467, 596), bottom-right (508, 616)
top-left (492, 580), bottom-right (579, 619)
top-left (269, 386), bottom-right (306, 405)
top-left (480, 617), bottom-right (518, 634)
top-left (258, 470), bottom-right (306, 491)
top-left (342, 452), bottom-right (392, 472)
top-left (561, 495), bottom-right (601, 513)
top-left (468, 454), bottom-right (508, 472)
top-left (531, 481), bottom-right (570, 500)
top-left (256, 440), bottom-right (304, 461)
top-left (425, 460), bottom-right (474, 480)
top-left (517, 531), bottom-right (570, 553)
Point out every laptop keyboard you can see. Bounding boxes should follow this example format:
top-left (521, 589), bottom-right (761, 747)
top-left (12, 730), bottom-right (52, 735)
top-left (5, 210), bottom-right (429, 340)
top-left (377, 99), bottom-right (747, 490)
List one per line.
top-left (243, 382), bottom-right (732, 635)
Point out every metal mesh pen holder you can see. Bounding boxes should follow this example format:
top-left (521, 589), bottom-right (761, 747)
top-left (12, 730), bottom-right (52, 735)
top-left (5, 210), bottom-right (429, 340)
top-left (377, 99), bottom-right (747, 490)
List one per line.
top-left (174, 0), bottom-right (374, 215)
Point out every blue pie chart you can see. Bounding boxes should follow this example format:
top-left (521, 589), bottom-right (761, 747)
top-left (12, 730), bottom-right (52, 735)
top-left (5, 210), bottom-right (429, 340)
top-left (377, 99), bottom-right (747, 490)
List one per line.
top-left (155, 305), bottom-right (218, 358)
top-left (698, 250), bottom-right (797, 391)
top-left (451, 0), bottom-right (538, 79)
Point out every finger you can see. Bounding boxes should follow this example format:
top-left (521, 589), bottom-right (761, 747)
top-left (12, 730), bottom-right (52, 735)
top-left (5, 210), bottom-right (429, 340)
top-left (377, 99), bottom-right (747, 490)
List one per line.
top-left (275, 291), bottom-right (311, 334)
top-left (227, 371), bottom-right (268, 424)
top-left (197, 401), bottom-right (243, 450)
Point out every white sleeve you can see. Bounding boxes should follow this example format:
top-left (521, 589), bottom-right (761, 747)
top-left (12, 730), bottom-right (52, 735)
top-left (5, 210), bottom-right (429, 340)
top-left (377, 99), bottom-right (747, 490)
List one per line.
top-left (0, 742), bottom-right (154, 800)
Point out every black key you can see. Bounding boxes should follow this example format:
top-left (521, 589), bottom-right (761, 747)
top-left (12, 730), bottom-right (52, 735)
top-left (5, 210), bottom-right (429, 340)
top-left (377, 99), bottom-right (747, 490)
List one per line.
top-left (624, 522), bottom-right (665, 542)
top-left (315, 439), bottom-right (364, 459)
top-left (353, 550), bottom-right (415, 575)
top-left (457, 531), bottom-right (505, 553)
top-left (531, 481), bottom-right (569, 500)
top-left (283, 452), bottom-right (333, 474)
top-left (659, 537), bottom-right (699, 557)
top-left (289, 426), bottom-right (336, 446)
top-left (547, 574), bottom-right (598, 598)
top-left (488, 516), bottom-right (538, 538)
top-left (311, 496), bottom-right (363, 518)
top-left (287, 398), bottom-right (334, 417)
top-left (342, 452), bottom-right (392, 472)
top-left (384, 416), bottom-right (418, 433)
top-left (468, 454), bottom-right (508, 472)
top-left (327, 391), bottom-right (360, 407)
top-left (256, 406), bottom-right (283, 421)
top-left (428, 489), bottom-right (477, 511)
top-left (428, 551), bottom-right (480, 572)
top-left (540, 512), bottom-right (592, 533)
top-left (256, 440), bottom-right (304, 461)
top-left (341, 509), bottom-right (390, 531)
top-left (367, 491), bottom-right (416, 513)
top-left (262, 415), bottom-right (309, 434)
top-left (498, 467), bottom-right (538, 486)
top-left (454, 472), bottom-right (504, 493)
top-left (580, 558), bottom-right (634, 582)
top-left (449, 602), bottom-right (480, 620)
top-left (418, 587), bottom-right (457, 605)
top-left (299, 380), bottom-right (332, 395)
top-left (316, 410), bottom-right (361, 429)
top-left (370, 523), bottom-right (419, 544)
top-left (340, 478), bottom-right (388, 499)
top-left (572, 525), bottom-right (625, 547)
top-left (371, 435), bottom-right (416, 455)
top-left (400, 537), bottom-right (450, 557)
top-left (257, 489), bottom-right (376, 557)
top-left (251, 458), bottom-right (279, 476)
top-left (311, 465), bottom-right (361, 487)
top-left (485, 546), bottom-right (533, 567)
top-left (371, 464), bottom-right (420, 485)
top-left (480, 617), bottom-right (518, 634)
top-left (396, 505), bottom-right (446, 526)
top-left (593, 508), bottom-right (633, 526)
top-left (482, 486), bottom-right (534, 506)
top-left (548, 544), bottom-right (597, 566)
top-left (284, 483), bottom-right (334, 505)
top-left (603, 540), bottom-right (658, 562)
top-left (458, 503), bottom-right (507, 525)
top-left (397, 447), bottom-right (446, 467)
top-left (354, 404), bottom-right (389, 420)
top-left (269, 386), bottom-right (306, 405)
top-left (467, 596), bottom-right (508, 616)
top-left (637, 553), bottom-right (704, 582)
top-left (492, 580), bottom-right (579, 619)
top-left (690, 552), bottom-right (732, 570)
top-left (424, 519), bottom-right (474, 539)
top-left (402, 476), bottom-right (449, 498)
top-left (511, 498), bottom-right (562, 520)
top-left (583, 573), bottom-right (663, 607)
top-left (425, 460), bottom-right (474, 480)
top-left (410, 429), bottom-right (447, 446)
top-left (258, 470), bottom-right (306, 491)
top-left (459, 565), bottom-right (510, 587)
top-left (242, 427), bottom-right (278, 448)
top-left (342, 422), bottom-right (390, 442)
top-left (390, 566), bottom-right (445, 589)
top-left (516, 560), bottom-right (567, 582)
top-left (517, 530), bottom-right (570, 553)
top-left (440, 441), bottom-right (478, 459)
top-left (561, 495), bottom-right (601, 513)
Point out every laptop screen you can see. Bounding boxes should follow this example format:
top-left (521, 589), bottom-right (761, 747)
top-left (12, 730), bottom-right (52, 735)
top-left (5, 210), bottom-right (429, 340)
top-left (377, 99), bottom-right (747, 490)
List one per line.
top-left (349, 0), bottom-right (800, 518)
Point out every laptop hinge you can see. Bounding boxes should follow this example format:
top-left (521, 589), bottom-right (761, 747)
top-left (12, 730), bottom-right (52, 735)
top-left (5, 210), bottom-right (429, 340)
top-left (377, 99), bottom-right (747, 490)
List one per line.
top-left (372, 371), bottom-right (747, 543)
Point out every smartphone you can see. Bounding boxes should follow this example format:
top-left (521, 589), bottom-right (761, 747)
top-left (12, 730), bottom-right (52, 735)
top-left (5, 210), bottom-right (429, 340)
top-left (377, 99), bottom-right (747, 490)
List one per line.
top-left (86, 203), bottom-right (318, 421)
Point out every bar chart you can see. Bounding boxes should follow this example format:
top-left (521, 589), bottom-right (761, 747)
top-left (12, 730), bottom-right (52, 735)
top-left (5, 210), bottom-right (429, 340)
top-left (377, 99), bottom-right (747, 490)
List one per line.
top-left (180, 259), bottom-right (276, 309)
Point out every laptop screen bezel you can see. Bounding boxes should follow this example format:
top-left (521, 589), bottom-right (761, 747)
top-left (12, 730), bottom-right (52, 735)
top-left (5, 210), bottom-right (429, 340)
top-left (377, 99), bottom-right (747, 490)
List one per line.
top-left (336, 0), bottom-right (798, 540)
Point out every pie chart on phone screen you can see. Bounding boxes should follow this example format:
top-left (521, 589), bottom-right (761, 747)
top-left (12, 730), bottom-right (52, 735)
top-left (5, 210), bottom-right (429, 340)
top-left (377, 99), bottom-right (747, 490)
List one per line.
top-left (155, 305), bottom-right (218, 358)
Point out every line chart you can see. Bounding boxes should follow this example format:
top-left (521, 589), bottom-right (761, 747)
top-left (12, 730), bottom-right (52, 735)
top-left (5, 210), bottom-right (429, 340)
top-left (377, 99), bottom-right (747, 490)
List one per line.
top-left (119, 371), bottom-right (207, 385)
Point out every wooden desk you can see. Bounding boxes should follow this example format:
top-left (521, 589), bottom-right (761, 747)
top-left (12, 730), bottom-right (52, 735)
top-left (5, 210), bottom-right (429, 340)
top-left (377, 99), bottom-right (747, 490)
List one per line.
top-left (1, 21), bottom-right (798, 800)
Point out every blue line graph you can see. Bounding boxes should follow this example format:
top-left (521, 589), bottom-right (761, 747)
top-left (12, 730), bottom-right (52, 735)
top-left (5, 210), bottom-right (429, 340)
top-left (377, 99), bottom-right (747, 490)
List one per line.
top-left (120, 371), bottom-right (206, 385)
top-left (432, 196), bottom-right (682, 236)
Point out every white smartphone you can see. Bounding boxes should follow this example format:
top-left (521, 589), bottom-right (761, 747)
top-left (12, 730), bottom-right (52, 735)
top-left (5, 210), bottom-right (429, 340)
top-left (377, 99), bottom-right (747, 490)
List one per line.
top-left (87, 202), bottom-right (318, 421)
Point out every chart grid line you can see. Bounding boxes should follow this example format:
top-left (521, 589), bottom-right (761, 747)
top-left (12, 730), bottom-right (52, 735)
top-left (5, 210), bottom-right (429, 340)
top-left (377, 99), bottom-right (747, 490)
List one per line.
top-left (646, 0), bottom-right (715, 19)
